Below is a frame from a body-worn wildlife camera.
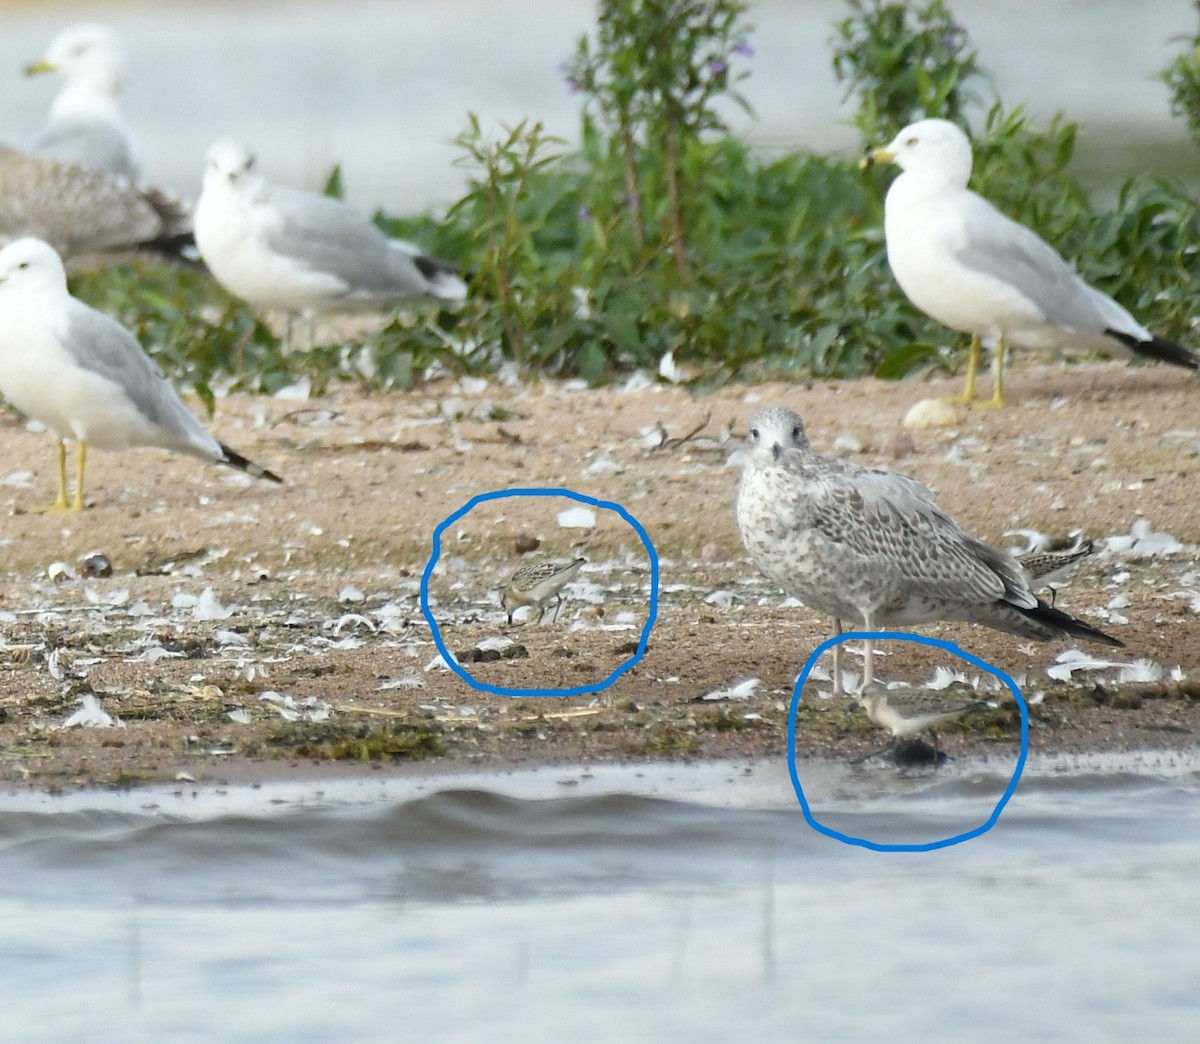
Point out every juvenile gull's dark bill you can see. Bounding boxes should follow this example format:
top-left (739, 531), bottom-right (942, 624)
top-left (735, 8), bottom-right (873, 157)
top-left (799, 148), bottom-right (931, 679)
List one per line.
top-left (735, 406), bottom-right (1122, 694)
top-left (863, 118), bottom-right (1199, 406)
top-left (0, 237), bottom-right (282, 512)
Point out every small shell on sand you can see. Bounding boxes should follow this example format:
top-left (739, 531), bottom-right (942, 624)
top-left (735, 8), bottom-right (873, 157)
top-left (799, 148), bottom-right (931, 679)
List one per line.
top-left (903, 398), bottom-right (959, 430)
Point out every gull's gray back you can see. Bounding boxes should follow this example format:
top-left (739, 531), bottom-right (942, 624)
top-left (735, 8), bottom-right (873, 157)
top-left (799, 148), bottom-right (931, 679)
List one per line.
top-left (64, 300), bottom-right (216, 452)
top-left (29, 118), bottom-right (139, 183)
top-left (956, 192), bottom-right (1143, 342)
top-left (264, 186), bottom-right (433, 303)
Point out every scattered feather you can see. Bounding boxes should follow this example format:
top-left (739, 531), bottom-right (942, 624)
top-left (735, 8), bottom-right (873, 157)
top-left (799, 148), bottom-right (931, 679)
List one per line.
top-left (377, 668), bottom-right (425, 691)
top-left (557, 507), bottom-right (596, 529)
top-left (925, 665), bottom-right (969, 690)
top-left (61, 694), bottom-right (122, 729)
top-left (1117, 659), bottom-right (1164, 683)
top-left (1047, 649), bottom-right (1123, 681)
top-left (696, 677), bottom-right (760, 701)
top-left (658, 351), bottom-right (684, 383)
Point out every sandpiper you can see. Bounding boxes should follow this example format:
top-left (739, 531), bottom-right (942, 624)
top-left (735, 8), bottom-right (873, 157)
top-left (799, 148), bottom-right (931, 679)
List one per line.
top-left (501, 557), bottom-right (586, 624)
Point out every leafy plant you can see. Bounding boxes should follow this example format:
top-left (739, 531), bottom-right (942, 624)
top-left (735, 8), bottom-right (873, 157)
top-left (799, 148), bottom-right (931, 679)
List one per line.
top-left (1162, 3), bottom-right (1200, 150)
top-left (831, 0), bottom-right (985, 143)
top-left (564, 0), bottom-right (754, 271)
top-left (59, 0), bottom-right (1200, 396)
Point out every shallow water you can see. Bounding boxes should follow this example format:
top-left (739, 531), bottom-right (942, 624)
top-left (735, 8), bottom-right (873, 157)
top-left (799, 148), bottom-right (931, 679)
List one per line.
top-left (2, 752), bottom-right (1198, 1041)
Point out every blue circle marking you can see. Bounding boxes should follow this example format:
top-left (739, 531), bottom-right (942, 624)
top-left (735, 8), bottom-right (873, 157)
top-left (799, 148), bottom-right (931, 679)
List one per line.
top-left (789, 632), bottom-right (1029, 852)
top-left (421, 487), bottom-right (659, 697)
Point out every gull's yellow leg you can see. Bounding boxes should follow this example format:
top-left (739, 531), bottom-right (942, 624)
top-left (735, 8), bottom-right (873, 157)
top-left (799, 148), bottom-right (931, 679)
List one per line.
top-left (941, 335), bottom-right (982, 405)
top-left (71, 442), bottom-right (87, 511)
top-left (986, 336), bottom-right (1007, 407)
top-left (31, 440), bottom-right (72, 513)
top-left (970, 336), bottom-right (1007, 409)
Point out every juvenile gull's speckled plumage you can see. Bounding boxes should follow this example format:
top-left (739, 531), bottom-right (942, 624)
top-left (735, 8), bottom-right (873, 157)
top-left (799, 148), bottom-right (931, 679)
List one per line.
top-left (501, 557), bottom-right (586, 624)
top-left (735, 406), bottom-right (1121, 692)
top-left (863, 119), bottom-right (1199, 405)
top-left (0, 145), bottom-right (190, 261)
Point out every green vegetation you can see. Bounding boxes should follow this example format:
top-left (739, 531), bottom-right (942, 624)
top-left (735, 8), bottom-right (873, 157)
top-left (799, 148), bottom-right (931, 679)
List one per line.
top-left (70, 0), bottom-right (1200, 399)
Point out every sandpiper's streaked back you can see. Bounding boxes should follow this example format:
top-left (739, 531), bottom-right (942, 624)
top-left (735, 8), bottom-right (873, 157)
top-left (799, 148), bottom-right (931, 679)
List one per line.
top-left (1017, 538), bottom-right (1095, 595)
top-left (501, 557), bottom-right (586, 624)
top-left (858, 681), bottom-right (987, 740)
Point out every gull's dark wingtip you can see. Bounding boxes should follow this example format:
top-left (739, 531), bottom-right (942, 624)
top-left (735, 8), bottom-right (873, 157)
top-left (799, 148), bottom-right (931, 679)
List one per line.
top-left (1106, 329), bottom-right (1200, 372)
top-left (218, 442), bottom-right (283, 484)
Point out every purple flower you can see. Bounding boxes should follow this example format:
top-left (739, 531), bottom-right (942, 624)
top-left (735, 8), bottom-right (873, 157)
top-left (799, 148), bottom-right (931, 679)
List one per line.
top-left (557, 59), bottom-right (581, 93)
top-left (942, 24), bottom-right (967, 54)
top-left (708, 58), bottom-right (727, 75)
top-left (578, 205), bottom-right (591, 222)
top-left (733, 40), bottom-right (754, 58)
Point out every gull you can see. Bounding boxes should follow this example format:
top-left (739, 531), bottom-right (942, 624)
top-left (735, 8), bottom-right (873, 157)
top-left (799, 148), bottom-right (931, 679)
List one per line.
top-left (862, 118), bottom-right (1199, 406)
top-left (501, 558), bottom-right (586, 624)
top-left (23, 23), bottom-right (140, 183)
top-left (0, 145), bottom-right (191, 262)
top-left (0, 238), bottom-right (282, 511)
top-left (855, 680), bottom-right (988, 764)
top-left (735, 406), bottom-right (1122, 695)
top-left (194, 141), bottom-right (467, 350)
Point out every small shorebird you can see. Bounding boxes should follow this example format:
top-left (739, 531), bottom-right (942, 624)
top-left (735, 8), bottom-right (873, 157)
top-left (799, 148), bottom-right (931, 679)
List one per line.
top-left (735, 406), bottom-right (1122, 695)
top-left (1017, 538), bottom-right (1095, 605)
top-left (501, 557), bottom-right (586, 624)
top-left (856, 680), bottom-right (988, 764)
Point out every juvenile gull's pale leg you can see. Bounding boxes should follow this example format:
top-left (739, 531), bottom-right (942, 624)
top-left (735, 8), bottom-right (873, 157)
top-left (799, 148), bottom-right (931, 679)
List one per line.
top-left (831, 617), bottom-right (844, 696)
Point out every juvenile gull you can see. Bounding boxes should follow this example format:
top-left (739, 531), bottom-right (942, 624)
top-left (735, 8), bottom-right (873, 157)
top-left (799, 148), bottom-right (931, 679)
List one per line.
top-left (863, 119), bottom-right (1199, 405)
top-left (0, 145), bottom-right (190, 262)
top-left (735, 406), bottom-right (1121, 694)
top-left (501, 558), bottom-right (586, 624)
top-left (23, 23), bottom-right (140, 182)
top-left (0, 238), bottom-right (281, 512)
top-left (194, 141), bottom-right (467, 349)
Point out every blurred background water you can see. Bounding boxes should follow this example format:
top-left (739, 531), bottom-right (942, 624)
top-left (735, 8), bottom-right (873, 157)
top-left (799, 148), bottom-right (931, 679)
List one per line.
top-left (0, 0), bottom-right (1195, 211)
top-left (1, 753), bottom-right (1198, 1041)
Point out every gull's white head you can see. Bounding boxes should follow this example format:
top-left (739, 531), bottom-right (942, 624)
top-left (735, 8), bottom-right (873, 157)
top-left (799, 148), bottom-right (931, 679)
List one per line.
top-left (26, 23), bottom-right (126, 101)
top-left (203, 140), bottom-right (260, 191)
top-left (867, 118), bottom-right (973, 189)
top-left (746, 406), bottom-right (809, 461)
top-left (0, 238), bottom-right (68, 293)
